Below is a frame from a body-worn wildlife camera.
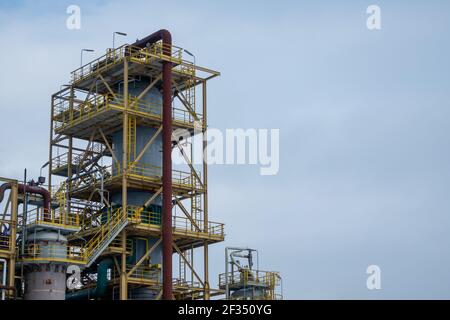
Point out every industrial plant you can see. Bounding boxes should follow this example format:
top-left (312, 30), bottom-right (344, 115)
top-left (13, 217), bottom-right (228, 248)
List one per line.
top-left (0, 30), bottom-right (282, 300)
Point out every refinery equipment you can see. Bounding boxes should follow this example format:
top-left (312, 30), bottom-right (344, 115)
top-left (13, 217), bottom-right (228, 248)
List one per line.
top-left (0, 29), bottom-right (282, 300)
top-left (219, 248), bottom-right (282, 300)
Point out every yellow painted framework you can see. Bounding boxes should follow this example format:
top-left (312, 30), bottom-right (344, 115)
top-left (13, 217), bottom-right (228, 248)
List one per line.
top-left (218, 270), bottom-right (283, 300)
top-left (0, 177), bottom-right (18, 299)
top-left (45, 40), bottom-right (222, 300)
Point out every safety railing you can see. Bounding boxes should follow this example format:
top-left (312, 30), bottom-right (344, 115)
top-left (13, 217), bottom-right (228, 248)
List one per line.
top-left (71, 43), bottom-right (191, 84)
top-left (116, 94), bottom-right (161, 116)
top-left (207, 221), bottom-right (225, 237)
top-left (130, 207), bottom-right (224, 239)
top-left (127, 162), bottom-right (162, 178)
top-left (219, 270), bottom-right (282, 291)
top-left (51, 152), bottom-right (84, 171)
top-left (72, 45), bottom-right (127, 83)
top-left (53, 93), bottom-right (110, 131)
top-left (125, 264), bottom-right (161, 282)
top-left (127, 43), bottom-right (184, 66)
top-left (53, 93), bottom-right (107, 116)
top-left (68, 161), bottom-right (201, 194)
top-left (20, 208), bottom-right (129, 264)
top-left (172, 215), bottom-right (224, 238)
top-left (20, 243), bottom-right (84, 263)
top-left (172, 107), bottom-right (202, 126)
top-left (108, 237), bottom-right (133, 252)
top-left (53, 91), bottom-right (201, 131)
top-left (82, 207), bottom-right (127, 262)
top-left (133, 209), bottom-right (161, 226)
top-left (172, 278), bottom-right (203, 289)
top-left (127, 162), bottom-right (201, 190)
top-left (0, 234), bottom-right (10, 252)
top-left (26, 207), bottom-right (80, 229)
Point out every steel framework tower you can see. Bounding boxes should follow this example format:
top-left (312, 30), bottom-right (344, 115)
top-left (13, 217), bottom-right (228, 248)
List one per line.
top-left (43, 30), bottom-right (223, 300)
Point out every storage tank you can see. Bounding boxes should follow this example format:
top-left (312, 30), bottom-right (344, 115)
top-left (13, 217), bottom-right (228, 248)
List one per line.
top-left (24, 231), bottom-right (68, 300)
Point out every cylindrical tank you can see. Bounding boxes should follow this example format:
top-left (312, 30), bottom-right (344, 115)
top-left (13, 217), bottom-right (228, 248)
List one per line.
top-left (24, 231), bottom-right (68, 300)
top-left (129, 287), bottom-right (159, 300)
top-left (111, 77), bottom-right (163, 208)
top-left (24, 265), bottom-right (66, 300)
top-left (110, 78), bottom-right (164, 300)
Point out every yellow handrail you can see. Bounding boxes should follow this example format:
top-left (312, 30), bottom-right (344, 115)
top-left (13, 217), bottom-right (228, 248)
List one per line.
top-left (82, 207), bottom-right (126, 261)
top-left (26, 207), bottom-right (80, 229)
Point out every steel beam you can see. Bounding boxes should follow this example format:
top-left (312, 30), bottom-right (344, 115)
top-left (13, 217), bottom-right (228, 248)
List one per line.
top-left (202, 80), bottom-right (210, 300)
top-left (174, 198), bottom-right (201, 232)
top-left (120, 230), bottom-right (127, 300)
top-left (99, 127), bottom-right (119, 165)
top-left (173, 242), bottom-right (204, 288)
top-left (129, 125), bottom-right (162, 170)
top-left (130, 74), bottom-right (162, 109)
top-left (144, 187), bottom-right (162, 207)
top-left (7, 183), bottom-right (17, 299)
top-left (127, 238), bottom-right (162, 277)
top-left (98, 74), bottom-right (116, 98)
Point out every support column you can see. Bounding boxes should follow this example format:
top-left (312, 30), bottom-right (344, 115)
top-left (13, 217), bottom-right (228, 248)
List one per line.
top-left (120, 230), bottom-right (127, 300)
top-left (120, 59), bottom-right (129, 301)
top-left (67, 136), bottom-right (73, 217)
top-left (202, 81), bottom-right (210, 300)
top-left (67, 86), bottom-right (74, 205)
top-left (7, 182), bottom-right (18, 299)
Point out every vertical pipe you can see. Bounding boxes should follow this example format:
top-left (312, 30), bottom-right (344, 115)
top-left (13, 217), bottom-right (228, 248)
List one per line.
top-left (202, 81), bottom-right (210, 300)
top-left (0, 259), bottom-right (6, 300)
top-left (162, 34), bottom-right (173, 300)
top-left (68, 136), bottom-right (73, 216)
top-left (120, 59), bottom-right (129, 301)
top-left (130, 29), bottom-right (173, 300)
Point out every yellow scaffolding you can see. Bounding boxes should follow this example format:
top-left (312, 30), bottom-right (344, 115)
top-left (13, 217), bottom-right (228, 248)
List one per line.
top-left (45, 38), bottom-right (221, 300)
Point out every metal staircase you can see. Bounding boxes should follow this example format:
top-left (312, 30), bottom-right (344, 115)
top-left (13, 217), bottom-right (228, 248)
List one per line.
top-left (83, 207), bottom-right (129, 267)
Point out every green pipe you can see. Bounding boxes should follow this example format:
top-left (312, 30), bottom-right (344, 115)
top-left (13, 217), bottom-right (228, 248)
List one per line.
top-left (66, 258), bottom-right (113, 300)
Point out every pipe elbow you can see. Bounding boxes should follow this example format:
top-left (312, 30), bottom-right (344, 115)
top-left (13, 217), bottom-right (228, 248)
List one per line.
top-left (0, 183), bottom-right (12, 203)
top-left (159, 29), bottom-right (172, 44)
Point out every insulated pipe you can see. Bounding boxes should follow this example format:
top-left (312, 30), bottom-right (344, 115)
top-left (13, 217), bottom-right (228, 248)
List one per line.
top-left (66, 258), bottom-right (113, 300)
top-left (0, 259), bottom-right (6, 300)
top-left (0, 183), bottom-right (50, 213)
top-left (131, 29), bottom-right (173, 300)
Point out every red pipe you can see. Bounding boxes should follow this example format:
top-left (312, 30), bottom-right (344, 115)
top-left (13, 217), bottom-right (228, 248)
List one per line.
top-left (132, 29), bottom-right (173, 300)
top-left (0, 183), bottom-right (50, 212)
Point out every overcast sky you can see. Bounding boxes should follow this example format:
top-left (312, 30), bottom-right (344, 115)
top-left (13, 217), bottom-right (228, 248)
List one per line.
top-left (1, 0), bottom-right (450, 299)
